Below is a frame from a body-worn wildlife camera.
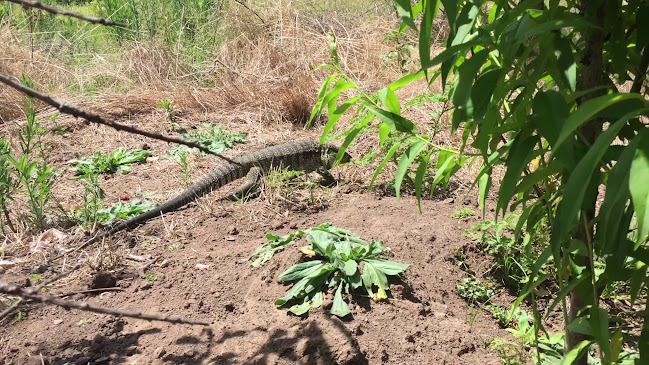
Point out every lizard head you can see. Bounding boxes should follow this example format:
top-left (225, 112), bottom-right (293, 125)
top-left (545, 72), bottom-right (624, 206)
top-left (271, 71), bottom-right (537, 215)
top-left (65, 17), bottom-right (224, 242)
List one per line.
top-left (321, 144), bottom-right (352, 169)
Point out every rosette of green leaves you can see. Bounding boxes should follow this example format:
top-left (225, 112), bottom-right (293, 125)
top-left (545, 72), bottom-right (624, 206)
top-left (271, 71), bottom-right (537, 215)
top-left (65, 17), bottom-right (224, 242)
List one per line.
top-left (275, 223), bottom-right (409, 317)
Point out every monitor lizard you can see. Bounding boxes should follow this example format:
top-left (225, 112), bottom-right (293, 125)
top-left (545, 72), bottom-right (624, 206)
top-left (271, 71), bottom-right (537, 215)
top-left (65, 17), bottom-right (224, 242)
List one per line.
top-left (71, 140), bottom-right (350, 252)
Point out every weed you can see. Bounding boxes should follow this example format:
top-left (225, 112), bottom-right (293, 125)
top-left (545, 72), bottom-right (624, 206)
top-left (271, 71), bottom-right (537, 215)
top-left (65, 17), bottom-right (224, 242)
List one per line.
top-left (146, 273), bottom-right (162, 281)
top-left (455, 277), bottom-right (494, 304)
top-left (272, 223), bottom-right (409, 317)
top-left (3, 86), bottom-right (59, 230)
top-left (452, 207), bottom-right (474, 219)
top-left (248, 230), bottom-right (305, 267)
top-left (166, 243), bottom-right (181, 251)
top-left (488, 338), bottom-right (528, 365)
top-left (12, 311), bottom-right (24, 324)
top-left (174, 151), bottom-right (192, 187)
top-left (75, 172), bottom-right (105, 227)
top-left (30, 273), bottom-right (41, 284)
top-left (76, 319), bottom-right (91, 326)
top-left (464, 215), bottom-right (536, 288)
top-left (157, 99), bottom-right (177, 123)
top-left (92, 199), bottom-right (157, 225)
top-left (68, 148), bottom-right (150, 176)
top-left (168, 123), bottom-right (247, 157)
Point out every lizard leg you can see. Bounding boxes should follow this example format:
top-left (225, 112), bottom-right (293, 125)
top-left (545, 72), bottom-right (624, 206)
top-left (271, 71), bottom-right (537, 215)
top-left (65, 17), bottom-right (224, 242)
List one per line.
top-left (227, 167), bottom-right (262, 201)
top-left (316, 167), bottom-right (336, 187)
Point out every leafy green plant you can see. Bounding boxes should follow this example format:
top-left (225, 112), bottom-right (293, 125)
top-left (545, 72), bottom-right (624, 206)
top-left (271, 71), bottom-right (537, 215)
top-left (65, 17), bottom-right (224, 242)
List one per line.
top-left (157, 99), bottom-right (177, 122)
top-left (488, 337), bottom-right (529, 365)
top-left (452, 207), bottom-right (474, 219)
top-left (168, 123), bottom-right (247, 157)
top-left (464, 215), bottom-right (539, 289)
top-left (75, 172), bottom-right (105, 226)
top-left (456, 277), bottom-right (494, 305)
top-left (146, 273), bottom-right (162, 281)
top-left (274, 223), bottom-right (409, 317)
top-left (316, 0), bottom-right (649, 361)
top-left (92, 199), bottom-right (157, 225)
top-left (248, 230), bottom-right (305, 267)
top-left (68, 148), bottom-right (150, 176)
top-left (0, 139), bottom-right (16, 233)
top-left (2, 83), bottom-right (59, 230)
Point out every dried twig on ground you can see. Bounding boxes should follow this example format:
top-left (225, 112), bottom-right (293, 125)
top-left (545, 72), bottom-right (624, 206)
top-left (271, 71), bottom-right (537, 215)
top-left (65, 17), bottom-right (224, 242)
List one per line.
top-left (5, 0), bottom-right (127, 27)
top-left (0, 74), bottom-right (241, 165)
top-left (0, 282), bottom-right (209, 326)
top-left (0, 262), bottom-right (85, 321)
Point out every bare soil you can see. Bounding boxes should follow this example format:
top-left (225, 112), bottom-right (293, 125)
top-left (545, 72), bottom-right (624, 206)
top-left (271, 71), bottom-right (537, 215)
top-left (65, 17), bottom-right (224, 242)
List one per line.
top-left (1, 113), bottom-right (514, 364)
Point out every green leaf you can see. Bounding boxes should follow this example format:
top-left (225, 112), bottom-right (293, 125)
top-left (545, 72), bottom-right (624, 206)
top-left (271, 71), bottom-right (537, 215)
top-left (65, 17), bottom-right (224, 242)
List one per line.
top-left (478, 171), bottom-right (491, 216)
top-left (310, 291), bottom-right (324, 309)
top-left (552, 111), bottom-right (642, 253)
top-left (335, 114), bottom-right (372, 163)
top-left (392, 0), bottom-right (417, 31)
top-left (598, 132), bottom-right (644, 254)
top-left (330, 283), bottom-right (351, 317)
top-left (452, 50), bottom-right (489, 130)
top-left (388, 71), bottom-right (427, 91)
top-left (288, 300), bottom-right (312, 316)
top-left (553, 34), bottom-right (576, 92)
top-left (497, 135), bottom-right (538, 216)
top-left (362, 261), bottom-right (389, 294)
top-left (365, 105), bottom-right (418, 134)
top-left (554, 94), bottom-right (646, 150)
top-left (320, 97), bottom-right (361, 144)
top-left (630, 261), bottom-right (647, 304)
top-left (328, 33), bottom-right (339, 66)
top-left (394, 141), bottom-right (427, 198)
top-left (278, 260), bottom-right (325, 281)
top-left (362, 258), bottom-right (409, 275)
top-left (377, 87), bottom-right (401, 115)
top-left (378, 122), bottom-right (391, 147)
top-left (630, 129), bottom-right (649, 244)
top-left (341, 258), bottom-right (358, 276)
top-left (545, 274), bottom-right (589, 319)
top-left (415, 152), bottom-right (433, 212)
top-left (370, 142), bottom-right (401, 190)
top-left (419, 0), bottom-right (441, 68)
top-left (560, 340), bottom-right (592, 365)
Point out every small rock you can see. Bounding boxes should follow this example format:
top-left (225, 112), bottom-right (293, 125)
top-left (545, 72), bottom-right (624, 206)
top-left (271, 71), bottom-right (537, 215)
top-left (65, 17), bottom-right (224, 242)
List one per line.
top-left (160, 260), bottom-right (170, 268)
top-left (224, 236), bottom-right (236, 242)
top-left (90, 271), bottom-right (117, 289)
top-left (271, 220), bottom-right (285, 230)
top-left (140, 282), bottom-right (153, 290)
top-left (153, 347), bottom-right (166, 358)
top-left (31, 264), bottom-right (48, 274)
top-left (118, 193), bottom-right (130, 201)
top-left (53, 319), bottom-right (64, 325)
top-left (195, 263), bottom-right (210, 270)
top-left (227, 226), bottom-right (239, 235)
top-left (95, 356), bottom-right (111, 364)
top-left (288, 222), bottom-right (298, 229)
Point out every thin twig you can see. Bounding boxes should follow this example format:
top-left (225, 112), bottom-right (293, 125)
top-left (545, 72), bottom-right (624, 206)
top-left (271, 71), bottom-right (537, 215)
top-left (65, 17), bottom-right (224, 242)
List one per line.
top-left (233, 0), bottom-right (266, 25)
top-left (0, 262), bottom-right (84, 321)
top-left (0, 282), bottom-right (209, 326)
top-left (0, 298), bottom-right (23, 321)
top-left (0, 74), bottom-right (241, 165)
top-left (5, 0), bottom-right (127, 27)
top-left (58, 287), bottom-right (123, 298)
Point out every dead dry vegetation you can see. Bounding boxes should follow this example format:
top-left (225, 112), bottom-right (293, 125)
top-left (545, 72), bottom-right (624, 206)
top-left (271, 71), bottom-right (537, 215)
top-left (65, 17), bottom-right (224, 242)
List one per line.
top-left (0, 2), bottom-right (518, 364)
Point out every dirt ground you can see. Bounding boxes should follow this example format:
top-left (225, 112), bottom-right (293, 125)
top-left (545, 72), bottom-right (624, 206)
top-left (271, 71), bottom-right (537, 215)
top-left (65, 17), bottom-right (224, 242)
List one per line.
top-left (0, 113), bottom-right (514, 365)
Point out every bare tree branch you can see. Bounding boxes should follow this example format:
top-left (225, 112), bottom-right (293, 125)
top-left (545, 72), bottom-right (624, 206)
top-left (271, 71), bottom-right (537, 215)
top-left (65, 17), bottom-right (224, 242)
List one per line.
top-left (5, 0), bottom-right (127, 27)
top-left (0, 74), bottom-right (241, 165)
top-left (0, 262), bottom-right (84, 321)
top-left (0, 282), bottom-right (210, 326)
top-left (233, 0), bottom-right (266, 25)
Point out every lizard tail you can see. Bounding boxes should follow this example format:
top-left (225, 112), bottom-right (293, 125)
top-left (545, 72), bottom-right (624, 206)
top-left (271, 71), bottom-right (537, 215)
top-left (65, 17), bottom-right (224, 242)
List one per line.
top-left (108, 163), bottom-right (247, 234)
